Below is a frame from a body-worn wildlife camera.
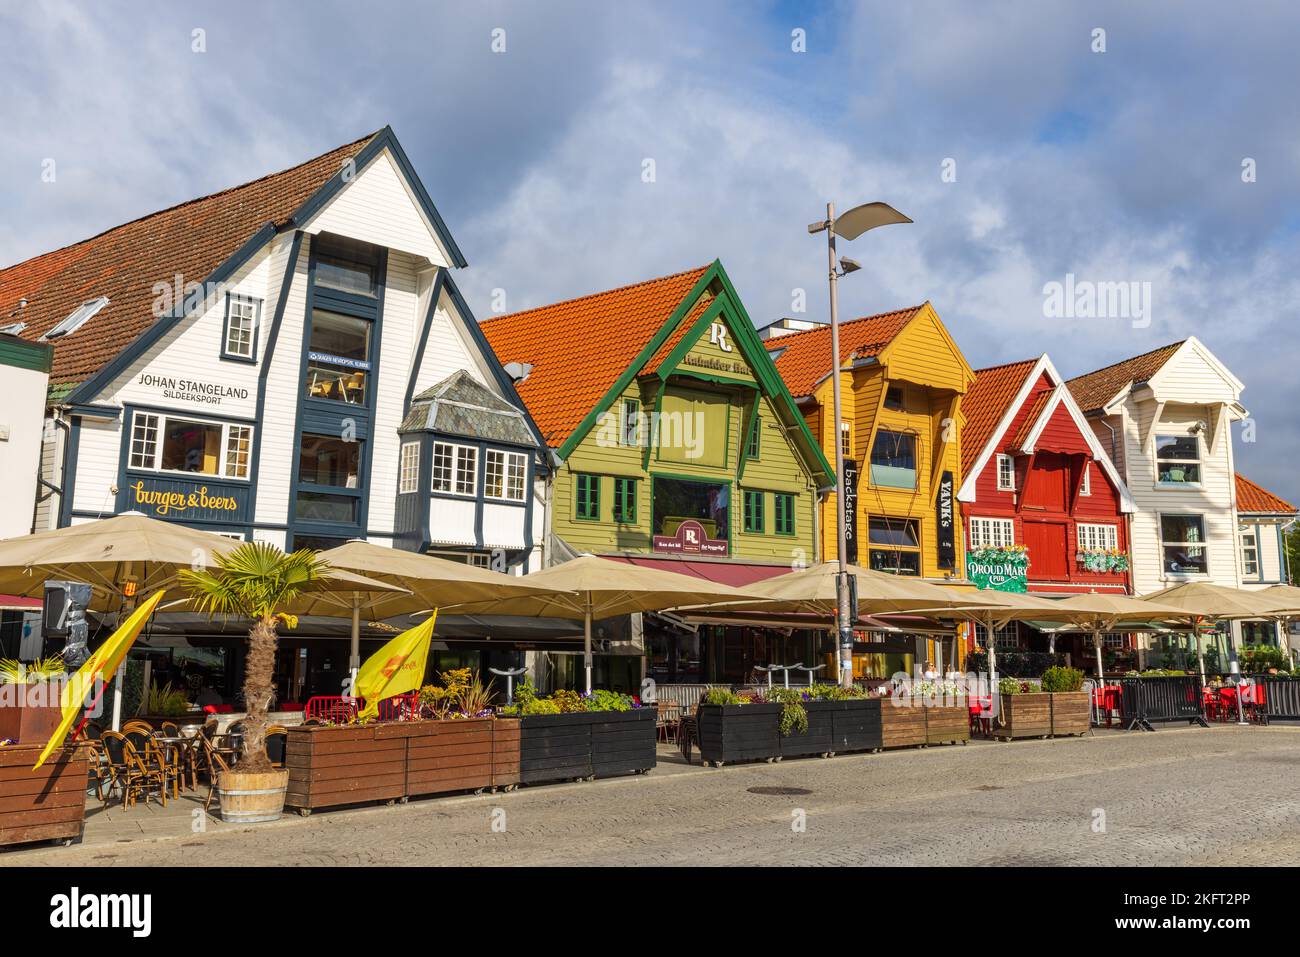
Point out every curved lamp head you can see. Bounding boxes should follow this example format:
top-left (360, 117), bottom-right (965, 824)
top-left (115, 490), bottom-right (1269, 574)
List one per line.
top-left (832, 201), bottom-right (912, 241)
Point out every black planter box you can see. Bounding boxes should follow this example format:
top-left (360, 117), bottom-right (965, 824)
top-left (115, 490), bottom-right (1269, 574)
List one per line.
top-left (778, 699), bottom-right (835, 758)
top-left (696, 703), bottom-right (782, 765)
top-left (829, 697), bottom-right (883, 753)
top-left (518, 708), bottom-right (656, 784)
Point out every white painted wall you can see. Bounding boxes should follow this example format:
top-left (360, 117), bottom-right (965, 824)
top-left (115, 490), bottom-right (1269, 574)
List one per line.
top-left (0, 361), bottom-right (49, 539)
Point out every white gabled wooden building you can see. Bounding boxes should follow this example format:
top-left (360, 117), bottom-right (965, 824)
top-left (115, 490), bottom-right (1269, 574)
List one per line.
top-left (1067, 337), bottom-right (1252, 664)
top-left (0, 127), bottom-right (551, 698)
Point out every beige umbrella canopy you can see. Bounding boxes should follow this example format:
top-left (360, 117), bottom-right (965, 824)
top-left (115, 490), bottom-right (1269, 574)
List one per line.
top-left (0, 512), bottom-right (242, 609)
top-left (1142, 581), bottom-right (1297, 678)
top-left (445, 554), bottom-right (764, 693)
top-left (1049, 593), bottom-right (1191, 680)
top-left (1261, 583), bottom-right (1300, 612)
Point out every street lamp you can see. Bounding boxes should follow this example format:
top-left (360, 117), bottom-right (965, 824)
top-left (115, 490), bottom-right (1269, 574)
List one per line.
top-left (808, 201), bottom-right (912, 688)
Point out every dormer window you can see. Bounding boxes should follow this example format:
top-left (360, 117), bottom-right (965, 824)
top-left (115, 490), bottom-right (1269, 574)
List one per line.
top-left (42, 296), bottom-right (108, 340)
top-left (1155, 434), bottom-right (1200, 485)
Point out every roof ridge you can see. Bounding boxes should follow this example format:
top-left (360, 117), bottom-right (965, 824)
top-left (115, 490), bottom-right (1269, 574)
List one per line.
top-left (0, 130), bottom-right (380, 275)
top-left (973, 356), bottom-right (1040, 376)
top-left (479, 264), bottom-right (712, 327)
top-left (761, 303), bottom-right (926, 347)
top-left (1065, 339), bottom-right (1185, 385)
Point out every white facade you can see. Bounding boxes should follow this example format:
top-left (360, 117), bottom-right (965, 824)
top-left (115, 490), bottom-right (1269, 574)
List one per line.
top-left (0, 337), bottom-right (52, 539)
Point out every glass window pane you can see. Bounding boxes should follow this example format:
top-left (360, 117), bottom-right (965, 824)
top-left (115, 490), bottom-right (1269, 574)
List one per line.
top-left (1155, 435), bottom-right (1198, 461)
top-left (225, 425), bottom-right (252, 479)
top-left (294, 491), bottom-right (359, 524)
top-left (160, 419), bottom-right (224, 475)
top-left (1161, 514), bottom-right (1205, 543)
top-left (306, 310), bottom-right (371, 404)
top-left (298, 434), bottom-right (361, 488)
top-left (130, 414), bottom-right (159, 470)
top-left (868, 517), bottom-right (919, 547)
top-left (870, 431), bottom-right (917, 488)
top-left (315, 237), bottom-right (379, 296)
top-left (869, 549), bottom-right (920, 576)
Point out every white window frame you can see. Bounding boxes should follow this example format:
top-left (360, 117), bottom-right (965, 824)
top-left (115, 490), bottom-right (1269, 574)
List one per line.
top-left (968, 516), bottom-right (1015, 549)
top-left (1102, 632), bottom-right (1126, 650)
top-left (399, 442), bottom-right (421, 494)
top-left (484, 449), bottom-right (527, 502)
top-left (127, 411), bottom-right (254, 481)
top-left (432, 441), bottom-right (477, 497)
top-left (1154, 432), bottom-right (1202, 486)
top-left (1240, 528), bottom-right (1259, 577)
top-left (1159, 512), bottom-right (1209, 576)
top-left (223, 295), bottom-right (259, 360)
top-left (840, 420), bottom-right (853, 459)
top-left (996, 453), bottom-right (1015, 491)
top-left (1080, 462), bottom-right (1091, 496)
top-left (1076, 522), bottom-right (1118, 551)
top-left (974, 622), bottom-right (1019, 650)
top-left (620, 399), bottom-right (642, 447)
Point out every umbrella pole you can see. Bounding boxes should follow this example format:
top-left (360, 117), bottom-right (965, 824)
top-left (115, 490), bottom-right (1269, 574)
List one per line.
top-left (1194, 615), bottom-right (1206, 682)
top-left (583, 599), bottom-right (593, 696)
top-left (349, 597), bottom-right (361, 698)
top-left (1093, 627), bottom-right (1105, 682)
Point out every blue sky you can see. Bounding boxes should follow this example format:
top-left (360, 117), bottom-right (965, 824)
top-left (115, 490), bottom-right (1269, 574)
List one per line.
top-left (2, 1), bottom-right (1297, 500)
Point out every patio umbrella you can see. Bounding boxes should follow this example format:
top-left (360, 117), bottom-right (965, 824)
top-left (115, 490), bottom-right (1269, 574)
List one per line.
top-left (1049, 593), bottom-right (1190, 681)
top-left (1142, 582), bottom-right (1296, 680)
top-left (316, 540), bottom-right (570, 690)
top-left (443, 553), bottom-right (764, 693)
top-left (931, 590), bottom-right (1084, 679)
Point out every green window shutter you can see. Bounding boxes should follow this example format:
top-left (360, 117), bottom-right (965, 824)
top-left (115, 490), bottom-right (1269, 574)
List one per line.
top-left (576, 473), bottom-right (601, 521)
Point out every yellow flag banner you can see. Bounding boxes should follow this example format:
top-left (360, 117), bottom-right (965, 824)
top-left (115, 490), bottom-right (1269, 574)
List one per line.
top-left (33, 589), bottom-right (167, 771)
top-left (355, 610), bottom-right (437, 720)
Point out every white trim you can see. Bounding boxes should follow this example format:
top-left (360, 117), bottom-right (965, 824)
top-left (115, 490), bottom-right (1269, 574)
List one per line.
top-left (398, 441), bottom-right (420, 494)
top-left (958, 355), bottom-right (1049, 503)
top-left (432, 440), bottom-right (478, 497)
top-left (128, 410), bottom-right (253, 482)
top-left (995, 453), bottom-right (1015, 491)
top-left (969, 515), bottom-right (1015, 548)
top-left (1076, 521), bottom-right (1118, 550)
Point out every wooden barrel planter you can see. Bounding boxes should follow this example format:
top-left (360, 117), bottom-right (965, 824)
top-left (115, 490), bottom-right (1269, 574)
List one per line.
top-left (1049, 692), bottom-right (1091, 736)
top-left (879, 701), bottom-right (927, 749)
top-left (830, 698), bottom-right (884, 753)
top-left (778, 700), bottom-right (836, 759)
top-left (924, 704), bottom-right (971, 745)
top-left (696, 703), bottom-right (782, 766)
top-left (0, 744), bottom-right (90, 849)
top-left (217, 768), bottom-right (289, 824)
top-left (284, 723), bottom-right (407, 813)
top-left (518, 709), bottom-right (656, 784)
top-left (993, 693), bottom-right (1052, 740)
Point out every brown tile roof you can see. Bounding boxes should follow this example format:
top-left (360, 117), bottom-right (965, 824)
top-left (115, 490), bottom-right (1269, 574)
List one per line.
top-left (1235, 473), bottom-right (1297, 514)
top-left (479, 266), bottom-right (711, 447)
top-left (959, 358), bottom-right (1038, 475)
top-left (0, 131), bottom-right (380, 391)
top-left (765, 305), bottom-right (923, 398)
top-left (1065, 341), bottom-right (1184, 414)
top-left (1009, 384), bottom-right (1054, 451)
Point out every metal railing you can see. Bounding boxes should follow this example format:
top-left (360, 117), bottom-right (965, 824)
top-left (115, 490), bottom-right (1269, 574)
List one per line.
top-left (302, 694), bottom-right (422, 724)
top-left (1256, 676), bottom-right (1300, 720)
top-left (1116, 676), bottom-right (1207, 731)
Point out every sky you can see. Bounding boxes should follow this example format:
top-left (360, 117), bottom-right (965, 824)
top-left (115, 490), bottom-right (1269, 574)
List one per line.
top-left (2, 1), bottom-right (1297, 501)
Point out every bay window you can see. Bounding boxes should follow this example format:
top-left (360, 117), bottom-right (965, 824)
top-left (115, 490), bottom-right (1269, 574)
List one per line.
top-left (128, 412), bottom-right (253, 480)
top-left (485, 449), bottom-right (527, 502)
top-left (432, 442), bottom-right (477, 496)
top-left (1160, 513), bottom-right (1208, 575)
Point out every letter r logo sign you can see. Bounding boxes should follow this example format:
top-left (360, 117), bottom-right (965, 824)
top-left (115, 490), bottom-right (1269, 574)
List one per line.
top-left (710, 322), bottom-right (732, 352)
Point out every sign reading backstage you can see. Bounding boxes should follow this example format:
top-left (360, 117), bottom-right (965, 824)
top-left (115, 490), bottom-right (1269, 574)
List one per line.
top-left (136, 373), bottom-right (249, 406)
top-left (843, 458), bottom-right (860, 564)
top-left (652, 519), bottom-right (728, 556)
top-left (934, 470), bottom-right (955, 569)
top-left (125, 476), bottom-right (250, 523)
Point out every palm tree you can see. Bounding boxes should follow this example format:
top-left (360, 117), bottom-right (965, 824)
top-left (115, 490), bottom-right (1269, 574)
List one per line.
top-left (181, 542), bottom-right (329, 772)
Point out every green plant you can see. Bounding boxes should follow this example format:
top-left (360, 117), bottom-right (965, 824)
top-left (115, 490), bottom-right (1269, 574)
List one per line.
top-left (139, 680), bottom-right (190, 716)
top-left (181, 542), bottom-right (329, 772)
top-left (584, 689), bottom-right (634, 712)
top-left (552, 689), bottom-right (586, 713)
top-left (767, 687), bottom-right (809, 736)
top-left (701, 687), bottom-right (743, 706)
top-left (0, 656), bottom-right (65, 684)
top-left (1040, 666), bottom-right (1084, 693)
top-left (1238, 643), bottom-right (1287, 672)
top-left (514, 697), bottom-right (560, 715)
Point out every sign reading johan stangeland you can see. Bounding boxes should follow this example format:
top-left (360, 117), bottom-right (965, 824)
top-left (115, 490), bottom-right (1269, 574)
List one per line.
top-left (125, 476), bottom-right (250, 523)
top-left (652, 519), bottom-right (728, 556)
top-left (136, 373), bottom-right (250, 407)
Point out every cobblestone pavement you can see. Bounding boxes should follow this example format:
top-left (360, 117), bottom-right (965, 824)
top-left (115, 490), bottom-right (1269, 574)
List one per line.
top-left (7, 725), bottom-right (1300, 866)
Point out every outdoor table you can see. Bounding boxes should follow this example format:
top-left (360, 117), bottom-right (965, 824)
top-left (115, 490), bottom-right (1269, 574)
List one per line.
top-left (1092, 686), bottom-right (1122, 727)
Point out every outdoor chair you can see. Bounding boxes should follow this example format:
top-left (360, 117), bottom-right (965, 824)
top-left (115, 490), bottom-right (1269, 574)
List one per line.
top-left (100, 731), bottom-right (169, 808)
top-left (199, 733), bottom-right (233, 812)
top-left (81, 721), bottom-right (104, 741)
top-left (126, 729), bottom-right (180, 801)
top-left (122, 720), bottom-right (154, 735)
top-left (160, 720), bottom-right (182, 738)
top-left (678, 714), bottom-right (699, 764)
top-left (265, 726), bottom-right (288, 769)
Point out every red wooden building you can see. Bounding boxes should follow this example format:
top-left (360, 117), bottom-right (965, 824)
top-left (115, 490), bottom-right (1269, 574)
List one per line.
top-left (958, 356), bottom-right (1137, 660)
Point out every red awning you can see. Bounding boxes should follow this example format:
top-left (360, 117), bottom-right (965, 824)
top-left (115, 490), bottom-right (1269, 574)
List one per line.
top-left (600, 555), bottom-right (791, 587)
top-left (0, 595), bottom-right (41, 612)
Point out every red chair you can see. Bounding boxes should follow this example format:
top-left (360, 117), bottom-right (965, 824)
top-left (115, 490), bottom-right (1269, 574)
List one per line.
top-left (1093, 686), bottom-right (1120, 727)
top-left (969, 695), bottom-right (993, 737)
top-left (1202, 688), bottom-right (1221, 722)
top-left (1244, 683), bottom-right (1268, 725)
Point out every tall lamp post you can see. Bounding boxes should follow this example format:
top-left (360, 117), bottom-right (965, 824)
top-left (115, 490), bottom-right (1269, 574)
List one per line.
top-left (808, 202), bottom-right (912, 688)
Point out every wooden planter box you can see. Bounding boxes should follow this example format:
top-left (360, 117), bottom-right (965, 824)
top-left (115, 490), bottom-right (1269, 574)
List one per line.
top-left (880, 700), bottom-right (927, 748)
top-left (778, 700), bottom-right (836, 759)
top-left (0, 693), bottom-right (62, 745)
top-left (696, 703), bottom-right (782, 766)
top-left (993, 693), bottom-right (1052, 740)
top-left (830, 698), bottom-right (883, 753)
top-left (0, 744), bottom-right (89, 849)
top-left (518, 709), bottom-right (656, 784)
top-left (924, 704), bottom-right (971, 745)
top-left (403, 718), bottom-right (500, 798)
top-left (285, 723), bottom-right (407, 812)
top-left (1049, 692), bottom-right (1091, 736)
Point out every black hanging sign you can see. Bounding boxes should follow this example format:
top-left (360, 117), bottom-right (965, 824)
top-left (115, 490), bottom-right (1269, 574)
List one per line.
top-left (843, 458), bottom-right (860, 565)
top-left (935, 470), bottom-right (956, 569)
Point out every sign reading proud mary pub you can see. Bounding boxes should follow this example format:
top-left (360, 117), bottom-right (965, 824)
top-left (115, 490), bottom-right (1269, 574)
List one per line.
top-left (965, 545), bottom-right (1029, 592)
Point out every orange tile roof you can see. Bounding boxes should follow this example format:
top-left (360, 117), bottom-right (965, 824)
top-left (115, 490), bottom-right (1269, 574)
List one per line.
top-left (0, 131), bottom-right (380, 390)
top-left (479, 266), bottom-right (710, 447)
top-left (1065, 341), bottom-right (1184, 413)
top-left (1009, 385), bottom-right (1054, 451)
top-left (1235, 473), bottom-right (1297, 514)
top-left (958, 359), bottom-right (1038, 475)
top-left (765, 305), bottom-right (923, 398)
